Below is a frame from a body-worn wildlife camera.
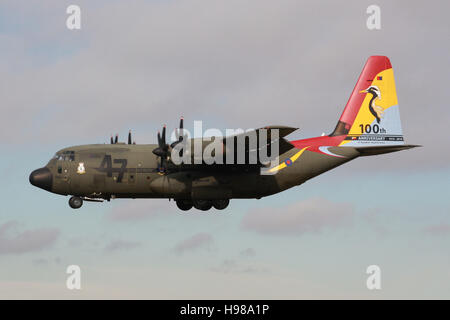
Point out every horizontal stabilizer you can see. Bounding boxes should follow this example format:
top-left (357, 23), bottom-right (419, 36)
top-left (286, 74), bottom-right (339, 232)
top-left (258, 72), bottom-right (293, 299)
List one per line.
top-left (355, 144), bottom-right (421, 156)
top-left (260, 125), bottom-right (298, 138)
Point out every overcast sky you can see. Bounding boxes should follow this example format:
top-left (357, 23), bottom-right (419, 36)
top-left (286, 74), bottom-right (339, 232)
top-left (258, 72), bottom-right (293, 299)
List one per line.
top-left (0, 0), bottom-right (449, 299)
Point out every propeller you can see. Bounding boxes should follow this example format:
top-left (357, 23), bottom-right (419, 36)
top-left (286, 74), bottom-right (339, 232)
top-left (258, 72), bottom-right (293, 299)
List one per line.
top-left (152, 126), bottom-right (169, 157)
top-left (170, 117), bottom-right (184, 148)
top-left (109, 131), bottom-right (136, 145)
top-left (153, 117), bottom-right (187, 172)
top-left (152, 125), bottom-right (170, 172)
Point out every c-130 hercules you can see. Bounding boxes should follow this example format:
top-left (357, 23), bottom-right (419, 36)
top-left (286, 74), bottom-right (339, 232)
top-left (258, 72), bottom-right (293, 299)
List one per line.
top-left (30, 56), bottom-right (418, 211)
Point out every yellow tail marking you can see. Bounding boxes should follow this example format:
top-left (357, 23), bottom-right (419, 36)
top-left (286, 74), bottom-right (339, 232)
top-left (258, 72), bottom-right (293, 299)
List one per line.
top-left (340, 68), bottom-right (398, 146)
top-left (267, 146), bottom-right (309, 173)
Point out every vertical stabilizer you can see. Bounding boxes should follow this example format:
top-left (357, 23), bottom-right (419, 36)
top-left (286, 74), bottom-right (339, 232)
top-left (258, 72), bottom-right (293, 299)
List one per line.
top-left (331, 56), bottom-right (404, 147)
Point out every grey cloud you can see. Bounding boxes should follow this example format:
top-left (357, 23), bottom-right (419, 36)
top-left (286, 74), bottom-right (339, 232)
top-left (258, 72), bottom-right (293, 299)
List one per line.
top-left (1, 1), bottom-right (449, 170)
top-left (423, 224), bottom-right (450, 236)
top-left (210, 259), bottom-right (238, 274)
top-left (173, 232), bottom-right (213, 254)
top-left (210, 259), bottom-right (268, 274)
top-left (104, 240), bottom-right (141, 253)
top-left (67, 237), bottom-right (86, 247)
top-left (32, 258), bottom-right (48, 265)
top-left (0, 221), bottom-right (60, 255)
top-left (211, 248), bottom-right (266, 274)
top-left (242, 197), bottom-right (354, 236)
top-left (362, 208), bottom-right (389, 236)
top-left (32, 257), bottom-right (61, 266)
top-left (239, 248), bottom-right (256, 258)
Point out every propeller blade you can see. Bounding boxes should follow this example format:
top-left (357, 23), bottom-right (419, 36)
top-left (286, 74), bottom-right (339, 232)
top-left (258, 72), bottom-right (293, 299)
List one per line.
top-left (171, 117), bottom-right (185, 148)
top-left (128, 130), bottom-right (132, 145)
top-left (110, 135), bottom-right (114, 144)
top-left (114, 134), bottom-right (118, 144)
top-left (162, 125), bottom-right (166, 147)
top-left (178, 117), bottom-right (184, 142)
top-left (153, 123), bottom-right (173, 174)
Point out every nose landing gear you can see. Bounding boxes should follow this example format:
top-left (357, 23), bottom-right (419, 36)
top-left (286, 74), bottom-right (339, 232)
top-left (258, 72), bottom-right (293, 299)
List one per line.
top-left (68, 196), bottom-right (83, 209)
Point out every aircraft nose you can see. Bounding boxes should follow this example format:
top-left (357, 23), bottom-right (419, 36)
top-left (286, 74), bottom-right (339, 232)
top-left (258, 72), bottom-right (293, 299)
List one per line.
top-left (29, 167), bottom-right (53, 192)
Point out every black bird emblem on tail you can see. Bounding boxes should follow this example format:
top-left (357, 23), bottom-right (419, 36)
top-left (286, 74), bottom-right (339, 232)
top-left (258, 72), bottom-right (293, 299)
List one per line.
top-left (361, 85), bottom-right (384, 123)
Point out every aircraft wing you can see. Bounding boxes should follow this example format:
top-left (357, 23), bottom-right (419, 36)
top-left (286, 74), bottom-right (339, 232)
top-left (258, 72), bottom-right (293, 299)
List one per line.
top-left (220, 125), bottom-right (297, 157)
top-left (171, 125), bottom-right (298, 169)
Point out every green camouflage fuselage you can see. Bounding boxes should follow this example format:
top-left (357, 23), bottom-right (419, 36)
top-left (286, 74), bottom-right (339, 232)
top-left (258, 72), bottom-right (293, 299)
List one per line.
top-left (44, 143), bottom-right (359, 200)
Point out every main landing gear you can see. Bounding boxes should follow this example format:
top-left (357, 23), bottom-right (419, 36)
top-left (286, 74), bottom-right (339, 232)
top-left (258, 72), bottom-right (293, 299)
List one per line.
top-left (176, 199), bottom-right (230, 212)
top-left (176, 199), bottom-right (193, 211)
top-left (69, 196), bottom-right (83, 209)
top-left (68, 196), bottom-right (229, 212)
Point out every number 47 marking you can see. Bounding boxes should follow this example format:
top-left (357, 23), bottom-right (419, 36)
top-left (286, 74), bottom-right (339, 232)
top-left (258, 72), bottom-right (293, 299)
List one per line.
top-left (99, 155), bottom-right (128, 183)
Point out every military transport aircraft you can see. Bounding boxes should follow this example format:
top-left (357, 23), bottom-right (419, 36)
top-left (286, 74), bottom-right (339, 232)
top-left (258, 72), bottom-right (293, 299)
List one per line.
top-left (30, 56), bottom-right (418, 211)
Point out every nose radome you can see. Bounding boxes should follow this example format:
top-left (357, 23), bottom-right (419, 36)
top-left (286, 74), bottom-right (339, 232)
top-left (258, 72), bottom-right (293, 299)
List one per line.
top-left (29, 167), bottom-right (53, 192)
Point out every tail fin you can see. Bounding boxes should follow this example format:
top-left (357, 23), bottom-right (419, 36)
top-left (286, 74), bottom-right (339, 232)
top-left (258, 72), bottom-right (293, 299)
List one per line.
top-left (331, 56), bottom-right (405, 147)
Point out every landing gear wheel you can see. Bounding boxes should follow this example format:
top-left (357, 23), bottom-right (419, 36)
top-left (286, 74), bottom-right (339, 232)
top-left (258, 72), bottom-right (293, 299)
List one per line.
top-left (193, 199), bottom-right (212, 211)
top-left (213, 199), bottom-right (229, 210)
top-left (176, 200), bottom-right (193, 211)
top-left (69, 196), bottom-right (83, 209)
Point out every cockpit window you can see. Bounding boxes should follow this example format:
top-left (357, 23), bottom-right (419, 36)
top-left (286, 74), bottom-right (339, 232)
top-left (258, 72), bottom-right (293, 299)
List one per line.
top-left (55, 151), bottom-right (75, 161)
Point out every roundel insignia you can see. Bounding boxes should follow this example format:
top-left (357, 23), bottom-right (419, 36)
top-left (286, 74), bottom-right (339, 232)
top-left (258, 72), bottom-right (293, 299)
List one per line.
top-left (284, 159), bottom-right (293, 166)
